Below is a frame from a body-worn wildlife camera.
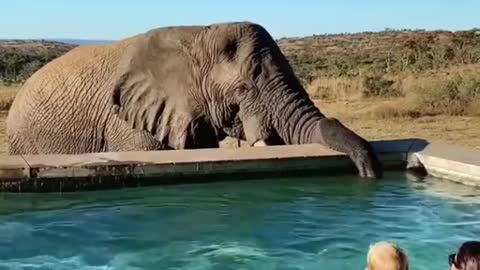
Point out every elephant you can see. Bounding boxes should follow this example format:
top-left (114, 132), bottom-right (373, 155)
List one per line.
top-left (6, 21), bottom-right (382, 179)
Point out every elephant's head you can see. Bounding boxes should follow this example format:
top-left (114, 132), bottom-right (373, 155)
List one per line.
top-left (111, 22), bottom-right (382, 179)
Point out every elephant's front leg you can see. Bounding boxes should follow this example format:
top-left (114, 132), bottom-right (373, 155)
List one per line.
top-left (106, 118), bottom-right (167, 152)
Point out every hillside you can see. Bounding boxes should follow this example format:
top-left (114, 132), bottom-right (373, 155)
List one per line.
top-left (0, 40), bottom-right (77, 84)
top-left (277, 29), bottom-right (480, 117)
top-left (2, 29), bottom-right (480, 84)
top-left (278, 29), bottom-right (480, 84)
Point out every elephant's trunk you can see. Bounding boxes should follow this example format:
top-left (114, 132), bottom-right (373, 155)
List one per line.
top-left (244, 37), bottom-right (380, 178)
top-left (246, 42), bottom-right (327, 145)
top-left (262, 77), bottom-right (324, 145)
top-left (262, 77), bottom-right (382, 179)
top-left (264, 77), bottom-right (372, 157)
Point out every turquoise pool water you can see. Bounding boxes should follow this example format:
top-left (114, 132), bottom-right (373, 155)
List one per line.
top-left (0, 171), bottom-right (479, 270)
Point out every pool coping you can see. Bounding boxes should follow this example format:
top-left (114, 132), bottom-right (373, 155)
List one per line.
top-left (0, 138), bottom-right (479, 192)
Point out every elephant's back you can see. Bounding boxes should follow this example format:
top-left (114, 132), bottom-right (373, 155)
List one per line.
top-left (6, 36), bottom-right (140, 152)
top-left (9, 36), bottom-right (139, 116)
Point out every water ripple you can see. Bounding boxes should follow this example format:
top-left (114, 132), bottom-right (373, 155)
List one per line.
top-left (0, 172), bottom-right (479, 269)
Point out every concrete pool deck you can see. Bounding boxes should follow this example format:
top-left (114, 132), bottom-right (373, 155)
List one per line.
top-left (0, 138), bottom-right (479, 192)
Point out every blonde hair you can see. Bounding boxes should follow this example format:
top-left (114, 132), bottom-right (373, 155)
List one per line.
top-left (366, 241), bottom-right (409, 270)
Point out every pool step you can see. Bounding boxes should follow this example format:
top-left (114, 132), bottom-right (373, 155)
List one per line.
top-left (410, 143), bottom-right (480, 187)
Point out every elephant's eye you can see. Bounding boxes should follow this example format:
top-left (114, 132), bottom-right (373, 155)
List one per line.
top-left (233, 83), bottom-right (249, 100)
top-left (224, 41), bottom-right (238, 61)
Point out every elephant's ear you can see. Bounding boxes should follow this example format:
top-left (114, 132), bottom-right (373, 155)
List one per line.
top-left (111, 28), bottom-right (199, 135)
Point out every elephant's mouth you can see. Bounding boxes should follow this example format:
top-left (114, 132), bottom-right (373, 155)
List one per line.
top-left (221, 114), bottom-right (245, 140)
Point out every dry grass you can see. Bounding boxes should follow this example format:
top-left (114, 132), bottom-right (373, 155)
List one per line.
top-left (403, 71), bottom-right (480, 116)
top-left (306, 65), bottom-right (480, 118)
top-left (0, 84), bottom-right (20, 111)
top-left (365, 103), bottom-right (421, 119)
top-left (316, 99), bottom-right (480, 149)
top-left (0, 111), bottom-right (7, 154)
top-left (307, 76), bottom-right (364, 100)
top-left (0, 85), bottom-right (20, 154)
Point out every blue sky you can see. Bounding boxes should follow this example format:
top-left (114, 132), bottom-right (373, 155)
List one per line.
top-left (1, 0), bottom-right (479, 40)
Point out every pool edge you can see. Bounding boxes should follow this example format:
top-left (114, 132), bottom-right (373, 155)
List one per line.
top-left (0, 139), bottom-right (479, 192)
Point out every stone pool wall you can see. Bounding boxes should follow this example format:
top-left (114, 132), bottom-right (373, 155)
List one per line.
top-left (0, 139), bottom-right (478, 192)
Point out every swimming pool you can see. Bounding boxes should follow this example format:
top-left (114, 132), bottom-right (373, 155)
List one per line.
top-left (0, 171), bottom-right (478, 270)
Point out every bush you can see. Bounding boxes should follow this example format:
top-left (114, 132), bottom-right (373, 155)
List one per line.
top-left (406, 72), bottom-right (480, 115)
top-left (361, 75), bottom-right (404, 98)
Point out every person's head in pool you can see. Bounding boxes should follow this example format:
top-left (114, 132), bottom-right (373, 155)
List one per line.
top-left (449, 241), bottom-right (480, 270)
top-left (366, 241), bottom-right (409, 270)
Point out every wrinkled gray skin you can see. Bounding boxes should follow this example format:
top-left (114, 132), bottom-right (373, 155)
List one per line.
top-left (7, 22), bottom-right (382, 179)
